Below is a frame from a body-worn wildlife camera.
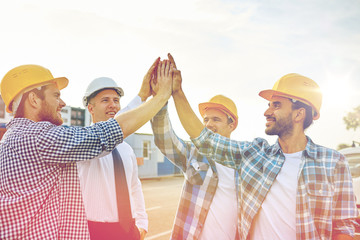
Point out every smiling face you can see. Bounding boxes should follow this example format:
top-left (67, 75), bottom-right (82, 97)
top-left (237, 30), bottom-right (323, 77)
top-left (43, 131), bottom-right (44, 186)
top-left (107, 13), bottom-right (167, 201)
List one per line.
top-left (88, 89), bottom-right (120, 123)
top-left (203, 108), bottom-right (235, 138)
top-left (263, 95), bottom-right (294, 138)
top-left (38, 83), bottom-right (66, 126)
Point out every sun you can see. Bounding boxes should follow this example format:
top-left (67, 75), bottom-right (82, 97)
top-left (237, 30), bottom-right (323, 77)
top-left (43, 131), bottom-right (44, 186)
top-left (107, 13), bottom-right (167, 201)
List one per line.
top-left (321, 72), bottom-right (357, 110)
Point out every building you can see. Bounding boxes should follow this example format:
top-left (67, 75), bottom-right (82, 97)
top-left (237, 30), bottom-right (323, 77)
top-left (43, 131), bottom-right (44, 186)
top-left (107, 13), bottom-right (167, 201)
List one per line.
top-left (125, 133), bottom-right (181, 178)
top-left (61, 106), bottom-right (91, 127)
top-left (0, 95), bottom-right (12, 124)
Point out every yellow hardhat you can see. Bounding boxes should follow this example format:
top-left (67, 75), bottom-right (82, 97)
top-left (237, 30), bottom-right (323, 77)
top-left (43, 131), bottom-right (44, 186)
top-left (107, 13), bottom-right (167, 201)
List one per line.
top-left (1, 64), bottom-right (68, 113)
top-left (198, 95), bottom-right (238, 129)
top-left (259, 73), bottom-right (322, 120)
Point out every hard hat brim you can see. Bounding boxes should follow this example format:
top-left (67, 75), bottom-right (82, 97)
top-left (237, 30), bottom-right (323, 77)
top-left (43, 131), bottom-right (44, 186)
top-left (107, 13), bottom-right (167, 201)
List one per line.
top-left (53, 77), bottom-right (69, 90)
top-left (198, 102), bottom-right (238, 128)
top-left (6, 77), bottom-right (69, 113)
top-left (258, 89), bottom-right (320, 120)
top-left (82, 86), bottom-right (124, 107)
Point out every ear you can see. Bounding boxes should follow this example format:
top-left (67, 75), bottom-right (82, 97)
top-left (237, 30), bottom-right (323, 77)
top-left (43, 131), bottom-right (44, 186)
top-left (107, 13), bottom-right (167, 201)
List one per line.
top-left (228, 122), bottom-right (236, 132)
top-left (87, 104), bottom-right (94, 115)
top-left (294, 108), bottom-right (306, 123)
top-left (27, 92), bottom-right (41, 109)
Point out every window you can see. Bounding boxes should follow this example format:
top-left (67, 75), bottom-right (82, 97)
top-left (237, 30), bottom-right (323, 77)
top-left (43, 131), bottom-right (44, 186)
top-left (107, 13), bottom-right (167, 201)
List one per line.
top-left (143, 141), bottom-right (151, 159)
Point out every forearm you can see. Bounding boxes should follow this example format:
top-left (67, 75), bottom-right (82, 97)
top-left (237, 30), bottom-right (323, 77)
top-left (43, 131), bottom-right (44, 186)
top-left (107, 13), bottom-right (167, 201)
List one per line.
top-left (172, 89), bottom-right (204, 139)
top-left (116, 93), bottom-right (168, 138)
top-left (151, 104), bottom-right (190, 171)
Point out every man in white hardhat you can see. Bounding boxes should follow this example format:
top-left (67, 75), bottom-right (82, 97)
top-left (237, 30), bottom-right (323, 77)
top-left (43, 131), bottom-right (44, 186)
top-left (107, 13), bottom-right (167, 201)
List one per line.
top-left (78, 77), bottom-right (148, 240)
top-left (169, 66), bottom-right (358, 239)
top-left (0, 59), bottom-right (173, 239)
top-left (151, 54), bottom-right (240, 240)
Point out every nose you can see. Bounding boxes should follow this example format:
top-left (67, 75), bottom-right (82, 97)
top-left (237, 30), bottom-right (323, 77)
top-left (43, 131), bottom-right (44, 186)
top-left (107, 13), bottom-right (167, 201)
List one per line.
top-left (108, 100), bottom-right (117, 108)
top-left (264, 106), bottom-right (272, 117)
top-left (60, 98), bottom-right (66, 108)
top-left (205, 120), bottom-right (214, 128)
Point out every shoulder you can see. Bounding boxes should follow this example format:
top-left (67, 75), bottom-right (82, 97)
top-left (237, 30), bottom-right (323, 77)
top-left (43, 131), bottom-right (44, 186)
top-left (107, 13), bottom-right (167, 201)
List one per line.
top-left (118, 141), bottom-right (133, 150)
top-left (117, 142), bottom-right (136, 156)
top-left (306, 138), bottom-right (345, 164)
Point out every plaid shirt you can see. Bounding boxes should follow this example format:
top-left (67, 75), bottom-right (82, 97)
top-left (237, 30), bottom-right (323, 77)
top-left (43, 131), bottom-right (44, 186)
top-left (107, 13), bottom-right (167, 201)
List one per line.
top-left (192, 128), bottom-right (359, 240)
top-left (151, 105), bottom-right (239, 240)
top-left (0, 118), bottom-right (123, 239)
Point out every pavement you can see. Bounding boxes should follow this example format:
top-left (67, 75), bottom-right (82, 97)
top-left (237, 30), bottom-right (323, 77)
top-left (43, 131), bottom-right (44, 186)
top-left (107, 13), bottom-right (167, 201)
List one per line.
top-left (141, 175), bottom-right (184, 240)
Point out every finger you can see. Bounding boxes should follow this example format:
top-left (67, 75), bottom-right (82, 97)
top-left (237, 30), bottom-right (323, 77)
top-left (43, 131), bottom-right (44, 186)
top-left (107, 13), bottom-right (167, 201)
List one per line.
top-left (168, 53), bottom-right (177, 69)
top-left (160, 60), bottom-right (166, 78)
top-left (157, 60), bottom-right (162, 79)
top-left (169, 65), bottom-right (174, 75)
top-left (147, 57), bottom-right (160, 79)
top-left (165, 60), bottom-right (170, 76)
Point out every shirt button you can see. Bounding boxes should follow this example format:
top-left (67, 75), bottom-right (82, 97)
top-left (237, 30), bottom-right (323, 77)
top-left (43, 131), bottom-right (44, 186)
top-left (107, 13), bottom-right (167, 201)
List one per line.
top-left (266, 180), bottom-right (271, 185)
top-left (277, 161), bottom-right (282, 165)
top-left (319, 189), bottom-right (323, 194)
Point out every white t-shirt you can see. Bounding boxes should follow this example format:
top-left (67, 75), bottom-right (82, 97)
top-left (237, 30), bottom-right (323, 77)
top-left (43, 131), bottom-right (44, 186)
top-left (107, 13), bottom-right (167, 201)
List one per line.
top-left (249, 151), bottom-right (302, 240)
top-left (199, 162), bottom-right (238, 240)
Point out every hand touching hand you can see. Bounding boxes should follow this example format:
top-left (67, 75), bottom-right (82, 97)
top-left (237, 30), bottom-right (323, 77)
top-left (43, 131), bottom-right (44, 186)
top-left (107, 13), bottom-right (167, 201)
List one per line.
top-left (138, 57), bottom-right (160, 101)
top-left (168, 53), bottom-right (182, 95)
top-left (155, 60), bottom-right (173, 100)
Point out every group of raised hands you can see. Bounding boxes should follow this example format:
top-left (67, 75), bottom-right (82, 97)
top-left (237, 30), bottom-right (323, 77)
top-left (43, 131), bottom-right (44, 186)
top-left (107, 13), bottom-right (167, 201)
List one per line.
top-left (137, 53), bottom-right (183, 102)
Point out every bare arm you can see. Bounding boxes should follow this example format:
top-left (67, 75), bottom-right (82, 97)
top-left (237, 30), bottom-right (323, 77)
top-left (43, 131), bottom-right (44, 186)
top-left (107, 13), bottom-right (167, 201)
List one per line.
top-left (115, 59), bottom-right (172, 138)
top-left (168, 53), bottom-right (204, 139)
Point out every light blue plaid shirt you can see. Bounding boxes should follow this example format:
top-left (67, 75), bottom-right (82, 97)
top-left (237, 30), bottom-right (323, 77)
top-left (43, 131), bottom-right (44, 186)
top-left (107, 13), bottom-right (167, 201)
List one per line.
top-left (192, 128), bottom-right (359, 240)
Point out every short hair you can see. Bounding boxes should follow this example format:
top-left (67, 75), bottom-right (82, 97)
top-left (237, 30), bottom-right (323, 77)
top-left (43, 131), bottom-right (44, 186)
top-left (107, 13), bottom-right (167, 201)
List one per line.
top-left (227, 116), bottom-right (234, 125)
top-left (87, 88), bottom-right (120, 106)
top-left (291, 100), bottom-right (313, 130)
top-left (14, 86), bottom-right (47, 118)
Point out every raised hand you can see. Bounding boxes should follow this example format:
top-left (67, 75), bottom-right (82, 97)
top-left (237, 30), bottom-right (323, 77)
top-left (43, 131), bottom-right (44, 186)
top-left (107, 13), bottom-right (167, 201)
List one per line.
top-left (155, 60), bottom-right (173, 100)
top-left (168, 53), bottom-right (182, 94)
top-left (138, 57), bottom-right (160, 101)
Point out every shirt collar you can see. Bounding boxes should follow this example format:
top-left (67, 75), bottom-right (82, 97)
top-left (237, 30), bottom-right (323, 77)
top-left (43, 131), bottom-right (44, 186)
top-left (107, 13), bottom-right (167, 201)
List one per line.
top-left (6, 117), bottom-right (34, 128)
top-left (303, 136), bottom-right (318, 160)
top-left (269, 136), bottom-right (318, 160)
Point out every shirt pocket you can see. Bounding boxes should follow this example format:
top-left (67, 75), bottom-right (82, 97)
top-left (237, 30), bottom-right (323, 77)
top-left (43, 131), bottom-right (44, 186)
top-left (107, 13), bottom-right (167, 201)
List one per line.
top-left (185, 159), bottom-right (210, 185)
top-left (306, 182), bottom-right (334, 220)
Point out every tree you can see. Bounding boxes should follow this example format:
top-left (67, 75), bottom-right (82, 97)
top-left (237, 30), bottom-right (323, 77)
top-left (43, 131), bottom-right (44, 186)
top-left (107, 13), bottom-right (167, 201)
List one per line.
top-left (343, 105), bottom-right (360, 131)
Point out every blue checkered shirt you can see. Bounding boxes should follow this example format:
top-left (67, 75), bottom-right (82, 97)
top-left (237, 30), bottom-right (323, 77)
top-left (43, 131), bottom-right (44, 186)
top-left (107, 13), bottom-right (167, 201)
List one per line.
top-left (151, 105), bottom-right (239, 240)
top-left (0, 118), bottom-right (123, 239)
top-left (192, 128), bottom-right (359, 240)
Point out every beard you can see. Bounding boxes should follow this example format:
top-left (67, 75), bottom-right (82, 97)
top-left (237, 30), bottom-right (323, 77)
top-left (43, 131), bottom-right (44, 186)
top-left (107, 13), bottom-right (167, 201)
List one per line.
top-left (265, 113), bottom-right (293, 137)
top-left (39, 101), bottom-right (63, 126)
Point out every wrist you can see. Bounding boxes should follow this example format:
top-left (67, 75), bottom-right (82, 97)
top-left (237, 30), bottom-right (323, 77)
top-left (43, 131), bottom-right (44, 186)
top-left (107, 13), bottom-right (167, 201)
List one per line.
top-left (138, 92), bottom-right (148, 102)
top-left (172, 88), bottom-right (184, 99)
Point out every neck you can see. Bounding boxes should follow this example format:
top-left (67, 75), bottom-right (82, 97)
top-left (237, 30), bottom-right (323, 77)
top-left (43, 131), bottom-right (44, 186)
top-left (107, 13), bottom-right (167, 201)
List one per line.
top-left (278, 130), bottom-right (307, 154)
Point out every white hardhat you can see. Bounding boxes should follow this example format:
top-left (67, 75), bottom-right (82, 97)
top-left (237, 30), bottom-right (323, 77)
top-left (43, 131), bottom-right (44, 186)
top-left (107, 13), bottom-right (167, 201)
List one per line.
top-left (83, 77), bottom-right (124, 107)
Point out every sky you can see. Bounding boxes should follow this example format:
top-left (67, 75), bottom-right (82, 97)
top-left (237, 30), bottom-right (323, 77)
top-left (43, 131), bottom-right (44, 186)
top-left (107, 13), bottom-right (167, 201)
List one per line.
top-left (1, 0), bottom-right (360, 149)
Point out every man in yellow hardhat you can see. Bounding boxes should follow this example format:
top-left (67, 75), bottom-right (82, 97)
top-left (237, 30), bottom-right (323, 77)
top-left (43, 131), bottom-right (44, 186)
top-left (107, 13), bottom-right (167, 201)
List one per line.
top-left (170, 69), bottom-right (358, 239)
top-left (0, 60), bottom-right (173, 239)
top-left (150, 54), bottom-right (240, 240)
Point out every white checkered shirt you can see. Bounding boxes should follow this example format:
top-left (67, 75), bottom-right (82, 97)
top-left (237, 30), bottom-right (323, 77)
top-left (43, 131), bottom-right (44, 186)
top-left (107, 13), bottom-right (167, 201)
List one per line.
top-left (0, 117), bottom-right (123, 239)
